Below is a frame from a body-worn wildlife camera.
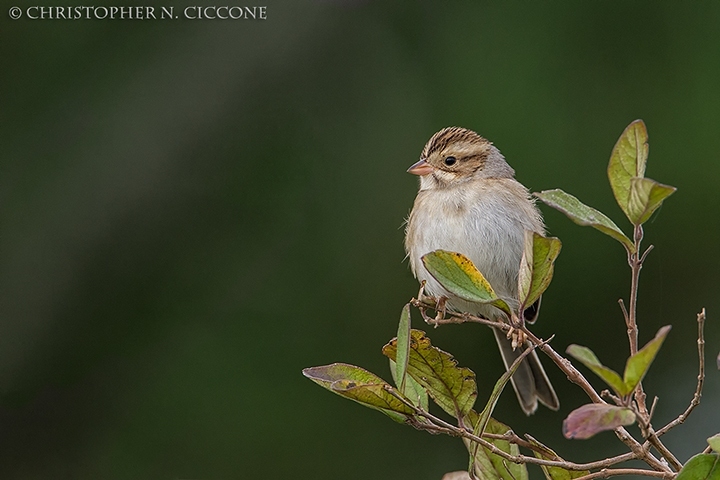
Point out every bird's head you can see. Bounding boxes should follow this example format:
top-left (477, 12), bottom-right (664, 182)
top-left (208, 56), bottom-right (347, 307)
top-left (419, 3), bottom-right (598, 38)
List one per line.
top-left (408, 127), bottom-right (514, 189)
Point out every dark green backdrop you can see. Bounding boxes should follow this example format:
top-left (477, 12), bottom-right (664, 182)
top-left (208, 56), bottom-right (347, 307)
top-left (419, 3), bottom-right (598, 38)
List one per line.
top-left (1, 1), bottom-right (719, 478)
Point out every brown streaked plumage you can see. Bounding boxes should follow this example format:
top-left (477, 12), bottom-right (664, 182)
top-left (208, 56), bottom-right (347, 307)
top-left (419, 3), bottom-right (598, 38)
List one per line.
top-left (422, 126), bottom-right (488, 158)
top-left (405, 126), bottom-right (559, 415)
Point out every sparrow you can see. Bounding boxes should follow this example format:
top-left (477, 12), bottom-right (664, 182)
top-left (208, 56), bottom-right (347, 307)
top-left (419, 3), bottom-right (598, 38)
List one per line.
top-left (405, 126), bottom-right (559, 415)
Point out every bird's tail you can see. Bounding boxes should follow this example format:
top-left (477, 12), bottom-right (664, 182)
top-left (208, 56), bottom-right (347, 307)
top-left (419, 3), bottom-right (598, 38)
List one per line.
top-left (492, 327), bottom-right (559, 415)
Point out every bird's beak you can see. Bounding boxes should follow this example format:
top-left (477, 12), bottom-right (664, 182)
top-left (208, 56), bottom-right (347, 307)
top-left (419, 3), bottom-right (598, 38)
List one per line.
top-left (407, 159), bottom-right (434, 176)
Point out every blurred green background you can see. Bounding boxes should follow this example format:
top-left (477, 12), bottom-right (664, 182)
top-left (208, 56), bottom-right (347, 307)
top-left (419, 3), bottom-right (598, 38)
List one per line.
top-left (1, 1), bottom-right (719, 478)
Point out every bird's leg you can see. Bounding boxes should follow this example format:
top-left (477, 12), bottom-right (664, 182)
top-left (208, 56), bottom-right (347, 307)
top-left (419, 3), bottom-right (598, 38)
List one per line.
top-left (434, 296), bottom-right (448, 323)
top-left (416, 281), bottom-right (449, 323)
top-left (412, 281), bottom-right (450, 326)
top-left (506, 312), bottom-right (527, 350)
top-left (416, 296), bottom-right (448, 327)
top-left (416, 280), bottom-right (429, 304)
top-left (512, 329), bottom-right (528, 350)
top-left (416, 280), bottom-right (439, 309)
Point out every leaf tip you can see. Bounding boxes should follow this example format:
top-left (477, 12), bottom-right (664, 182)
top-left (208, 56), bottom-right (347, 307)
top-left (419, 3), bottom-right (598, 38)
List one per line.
top-left (708, 433), bottom-right (720, 453)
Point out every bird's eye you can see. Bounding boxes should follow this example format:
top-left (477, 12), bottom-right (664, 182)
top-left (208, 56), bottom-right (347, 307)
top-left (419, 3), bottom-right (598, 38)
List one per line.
top-left (444, 156), bottom-right (457, 166)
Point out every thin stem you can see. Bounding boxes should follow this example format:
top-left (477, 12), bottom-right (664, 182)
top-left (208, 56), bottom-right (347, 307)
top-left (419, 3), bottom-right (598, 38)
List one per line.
top-left (656, 308), bottom-right (706, 436)
top-left (632, 400), bottom-right (681, 471)
top-left (623, 224), bottom-right (683, 468)
top-left (640, 244), bottom-right (655, 263)
top-left (649, 397), bottom-right (658, 421)
top-left (628, 225), bottom-right (650, 419)
top-left (618, 299), bottom-right (629, 324)
top-left (627, 223), bottom-right (644, 356)
top-left (601, 389), bottom-right (623, 406)
top-left (637, 421), bottom-right (682, 471)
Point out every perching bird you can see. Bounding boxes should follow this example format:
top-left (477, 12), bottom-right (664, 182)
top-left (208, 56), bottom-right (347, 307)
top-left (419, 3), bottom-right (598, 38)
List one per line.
top-left (405, 126), bottom-right (559, 415)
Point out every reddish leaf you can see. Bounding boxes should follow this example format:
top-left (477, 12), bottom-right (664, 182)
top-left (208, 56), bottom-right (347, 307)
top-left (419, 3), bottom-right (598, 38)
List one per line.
top-left (562, 404), bottom-right (636, 440)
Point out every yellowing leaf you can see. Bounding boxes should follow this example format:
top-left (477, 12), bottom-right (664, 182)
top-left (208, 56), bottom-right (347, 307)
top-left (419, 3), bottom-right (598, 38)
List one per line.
top-left (302, 363), bottom-right (414, 422)
top-left (383, 329), bottom-right (477, 419)
top-left (608, 119), bottom-right (649, 221)
top-left (422, 250), bottom-right (512, 315)
top-left (627, 177), bottom-right (676, 225)
top-left (534, 189), bottom-right (635, 253)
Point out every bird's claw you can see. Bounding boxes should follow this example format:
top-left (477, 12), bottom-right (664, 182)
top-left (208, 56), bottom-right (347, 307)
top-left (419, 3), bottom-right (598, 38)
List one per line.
top-left (506, 313), bottom-right (528, 350)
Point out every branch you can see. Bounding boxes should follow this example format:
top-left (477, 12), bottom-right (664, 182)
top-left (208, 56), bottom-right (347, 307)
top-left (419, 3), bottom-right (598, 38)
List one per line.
top-left (524, 434), bottom-right (637, 470)
top-left (411, 300), bottom-right (671, 472)
top-left (572, 468), bottom-right (675, 480)
top-left (636, 417), bottom-right (683, 471)
top-left (634, 401), bottom-right (682, 471)
top-left (410, 298), bottom-right (506, 330)
top-left (656, 308), bottom-right (706, 436)
top-left (519, 328), bottom-right (670, 472)
top-left (520, 327), bottom-right (603, 403)
top-left (385, 385), bottom-right (641, 472)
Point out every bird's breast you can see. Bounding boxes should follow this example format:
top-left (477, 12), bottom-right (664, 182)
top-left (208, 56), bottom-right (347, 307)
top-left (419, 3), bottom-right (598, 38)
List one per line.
top-left (406, 180), bottom-right (539, 315)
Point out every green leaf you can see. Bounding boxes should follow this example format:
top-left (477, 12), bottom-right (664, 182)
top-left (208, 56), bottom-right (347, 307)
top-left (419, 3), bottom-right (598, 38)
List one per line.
top-left (608, 119), bottom-right (649, 221)
top-left (526, 435), bottom-right (590, 480)
top-left (562, 404), bottom-right (636, 440)
top-left (534, 189), bottom-right (635, 253)
top-left (482, 417), bottom-right (529, 480)
top-left (676, 453), bottom-right (720, 480)
top-left (566, 344), bottom-right (629, 396)
top-left (464, 414), bottom-right (528, 480)
top-left (421, 250), bottom-right (512, 315)
top-left (518, 231), bottom-right (562, 312)
top-left (707, 434), bottom-right (720, 453)
top-left (383, 329), bottom-right (477, 419)
top-left (389, 359), bottom-right (429, 412)
top-left (394, 304), bottom-right (411, 391)
top-left (623, 325), bottom-right (671, 392)
top-left (627, 177), bottom-right (676, 225)
top-left (302, 363), bottom-right (414, 422)
top-left (390, 303), bottom-right (428, 411)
